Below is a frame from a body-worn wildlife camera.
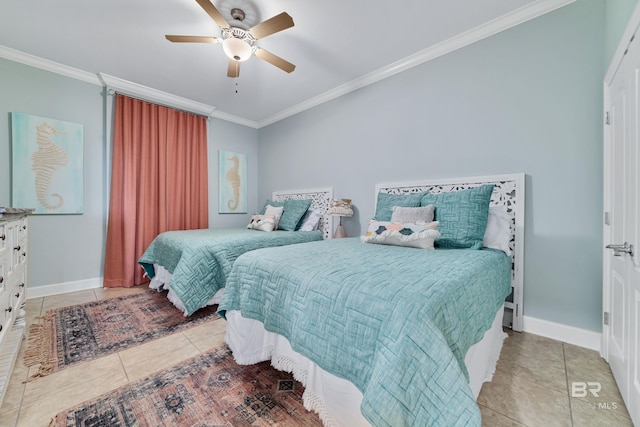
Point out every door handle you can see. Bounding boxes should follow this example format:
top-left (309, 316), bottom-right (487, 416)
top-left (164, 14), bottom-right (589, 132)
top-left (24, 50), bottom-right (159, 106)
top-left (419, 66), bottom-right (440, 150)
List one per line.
top-left (606, 242), bottom-right (635, 257)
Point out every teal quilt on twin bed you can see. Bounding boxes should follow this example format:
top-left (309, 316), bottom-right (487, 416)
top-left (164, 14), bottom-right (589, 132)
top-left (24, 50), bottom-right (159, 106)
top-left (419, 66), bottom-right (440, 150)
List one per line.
top-left (138, 228), bottom-right (322, 316)
top-left (219, 237), bottom-right (511, 426)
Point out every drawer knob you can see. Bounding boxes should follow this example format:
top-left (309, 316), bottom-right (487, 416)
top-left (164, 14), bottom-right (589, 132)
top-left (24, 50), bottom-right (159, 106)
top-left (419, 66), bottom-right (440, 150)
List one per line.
top-left (14, 293), bottom-right (19, 298)
top-left (19, 283), bottom-right (24, 288)
top-left (0, 277), bottom-right (3, 284)
top-left (0, 234), bottom-right (5, 241)
top-left (5, 307), bottom-right (11, 313)
top-left (13, 245), bottom-right (20, 251)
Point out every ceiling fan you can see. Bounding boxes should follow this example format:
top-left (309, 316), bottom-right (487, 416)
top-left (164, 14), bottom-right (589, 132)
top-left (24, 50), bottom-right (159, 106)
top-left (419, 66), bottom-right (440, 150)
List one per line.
top-left (165, 0), bottom-right (295, 77)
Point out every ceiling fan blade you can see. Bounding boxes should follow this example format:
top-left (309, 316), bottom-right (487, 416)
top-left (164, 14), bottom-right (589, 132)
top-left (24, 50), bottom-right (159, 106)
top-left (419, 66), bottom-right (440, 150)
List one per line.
top-left (255, 48), bottom-right (295, 73)
top-left (249, 12), bottom-right (294, 39)
top-left (227, 60), bottom-right (240, 78)
top-left (165, 35), bottom-right (220, 44)
top-left (195, 0), bottom-right (230, 29)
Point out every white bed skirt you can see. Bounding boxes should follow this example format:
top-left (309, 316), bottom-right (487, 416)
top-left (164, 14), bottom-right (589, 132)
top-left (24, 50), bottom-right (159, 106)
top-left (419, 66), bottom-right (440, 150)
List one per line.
top-left (224, 305), bottom-right (507, 426)
top-left (148, 264), bottom-right (223, 316)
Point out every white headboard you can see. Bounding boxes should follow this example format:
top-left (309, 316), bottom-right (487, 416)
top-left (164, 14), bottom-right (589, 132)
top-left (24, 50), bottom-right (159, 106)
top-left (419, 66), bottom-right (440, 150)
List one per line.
top-left (272, 187), bottom-right (335, 240)
top-left (375, 173), bottom-right (525, 331)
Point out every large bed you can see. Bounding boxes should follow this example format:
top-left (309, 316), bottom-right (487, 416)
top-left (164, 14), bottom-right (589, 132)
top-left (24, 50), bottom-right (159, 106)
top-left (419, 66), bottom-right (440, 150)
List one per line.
top-left (138, 187), bottom-right (334, 316)
top-left (218, 174), bottom-right (525, 426)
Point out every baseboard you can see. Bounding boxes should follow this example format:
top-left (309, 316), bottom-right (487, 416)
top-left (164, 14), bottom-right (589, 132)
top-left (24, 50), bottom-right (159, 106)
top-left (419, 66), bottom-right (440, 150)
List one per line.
top-left (27, 277), bottom-right (103, 299)
top-left (522, 315), bottom-right (601, 351)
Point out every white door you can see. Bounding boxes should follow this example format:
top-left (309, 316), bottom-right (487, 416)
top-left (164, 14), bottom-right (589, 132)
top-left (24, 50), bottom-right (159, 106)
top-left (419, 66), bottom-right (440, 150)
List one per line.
top-left (603, 14), bottom-right (640, 426)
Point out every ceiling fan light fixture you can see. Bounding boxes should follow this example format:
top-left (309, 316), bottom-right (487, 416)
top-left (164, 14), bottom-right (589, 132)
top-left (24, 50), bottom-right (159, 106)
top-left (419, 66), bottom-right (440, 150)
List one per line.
top-left (222, 37), bottom-right (252, 62)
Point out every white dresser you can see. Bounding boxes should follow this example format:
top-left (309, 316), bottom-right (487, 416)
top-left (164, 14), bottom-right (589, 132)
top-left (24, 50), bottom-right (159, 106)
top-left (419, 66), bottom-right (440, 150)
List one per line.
top-left (0, 213), bottom-right (29, 405)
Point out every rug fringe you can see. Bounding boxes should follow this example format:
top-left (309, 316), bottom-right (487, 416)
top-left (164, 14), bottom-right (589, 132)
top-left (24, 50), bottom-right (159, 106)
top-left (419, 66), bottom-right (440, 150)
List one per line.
top-left (23, 312), bottom-right (57, 382)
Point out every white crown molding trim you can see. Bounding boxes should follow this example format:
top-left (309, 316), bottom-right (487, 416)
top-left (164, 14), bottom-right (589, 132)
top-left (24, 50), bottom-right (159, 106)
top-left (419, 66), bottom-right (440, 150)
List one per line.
top-left (0, 45), bottom-right (102, 86)
top-left (604, 1), bottom-right (640, 84)
top-left (99, 73), bottom-right (216, 117)
top-left (257, 0), bottom-right (575, 128)
top-left (27, 277), bottom-right (103, 299)
top-left (210, 109), bottom-right (258, 128)
top-left (523, 315), bottom-right (601, 352)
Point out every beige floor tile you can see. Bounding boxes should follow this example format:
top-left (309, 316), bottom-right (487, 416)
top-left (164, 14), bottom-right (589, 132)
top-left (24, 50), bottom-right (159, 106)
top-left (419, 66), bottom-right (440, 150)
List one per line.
top-left (40, 290), bottom-right (97, 312)
top-left (93, 283), bottom-right (150, 300)
top-left (564, 342), bottom-right (611, 374)
top-left (479, 404), bottom-right (526, 426)
top-left (122, 339), bottom-right (201, 382)
top-left (117, 332), bottom-right (195, 369)
top-left (566, 363), bottom-right (631, 420)
top-left (497, 331), bottom-right (567, 393)
top-left (183, 318), bottom-right (226, 352)
top-left (16, 369), bottom-right (128, 427)
top-left (22, 354), bottom-right (124, 405)
top-left (0, 406), bottom-right (18, 427)
top-left (23, 298), bottom-right (43, 318)
top-left (478, 369), bottom-right (572, 427)
top-left (570, 397), bottom-right (634, 426)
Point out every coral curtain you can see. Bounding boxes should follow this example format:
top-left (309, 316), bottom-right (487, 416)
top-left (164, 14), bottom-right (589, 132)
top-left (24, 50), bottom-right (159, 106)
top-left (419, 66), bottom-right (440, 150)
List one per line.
top-left (103, 94), bottom-right (208, 287)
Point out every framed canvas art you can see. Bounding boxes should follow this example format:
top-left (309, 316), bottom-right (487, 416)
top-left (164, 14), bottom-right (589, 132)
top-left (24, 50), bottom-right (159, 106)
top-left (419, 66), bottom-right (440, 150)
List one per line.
top-left (218, 150), bottom-right (247, 214)
top-left (11, 112), bottom-right (84, 214)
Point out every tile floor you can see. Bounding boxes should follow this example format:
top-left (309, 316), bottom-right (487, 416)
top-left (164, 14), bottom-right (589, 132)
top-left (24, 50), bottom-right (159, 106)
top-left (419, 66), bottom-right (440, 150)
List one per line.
top-left (0, 286), bottom-right (633, 427)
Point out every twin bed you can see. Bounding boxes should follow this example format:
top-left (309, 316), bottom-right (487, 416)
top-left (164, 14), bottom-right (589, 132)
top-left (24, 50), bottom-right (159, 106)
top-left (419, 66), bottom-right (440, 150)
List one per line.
top-left (138, 173), bottom-right (525, 426)
top-left (138, 187), bottom-right (334, 315)
top-left (219, 173), bottom-right (525, 426)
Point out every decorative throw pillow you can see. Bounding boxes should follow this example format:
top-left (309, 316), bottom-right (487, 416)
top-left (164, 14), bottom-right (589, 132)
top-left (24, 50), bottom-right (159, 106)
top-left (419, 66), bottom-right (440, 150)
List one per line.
top-left (279, 199), bottom-right (313, 231)
top-left (297, 208), bottom-right (322, 231)
top-left (390, 205), bottom-right (434, 224)
top-left (483, 206), bottom-right (512, 255)
top-left (361, 220), bottom-right (440, 249)
top-left (263, 205), bottom-right (284, 230)
top-left (420, 184), bottom-right (494, 249)
top-left (374, 192), bottom-right (424, 221)
top-left (247, 214), bottom-right (276, 232)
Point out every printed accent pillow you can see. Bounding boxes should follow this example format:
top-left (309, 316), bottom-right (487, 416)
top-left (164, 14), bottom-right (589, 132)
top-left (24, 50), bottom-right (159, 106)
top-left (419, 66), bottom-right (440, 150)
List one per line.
top-left (361, 220), bottom-right (440, 249)
top-left (374, 192), bottom-right (425, 221)
top-left (247, 214), bottom-right (276, 232)
top-left (420, 184), bottom-right (494, 249)
top-left (390, 205), bottom-right (434, 224)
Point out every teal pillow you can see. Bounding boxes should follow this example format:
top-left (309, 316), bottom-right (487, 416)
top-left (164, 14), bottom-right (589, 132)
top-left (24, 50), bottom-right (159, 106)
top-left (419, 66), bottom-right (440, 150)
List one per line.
top-left (280, 199), bottom-right (312, 231)
top-left (420, 184), bottom-right (494, 249)
top-left (374, 192), bottom-right (424, 221)
top-left (262, 199), bottom-right (312, 231)
top-left (261, 199), bottom-right (283, 213)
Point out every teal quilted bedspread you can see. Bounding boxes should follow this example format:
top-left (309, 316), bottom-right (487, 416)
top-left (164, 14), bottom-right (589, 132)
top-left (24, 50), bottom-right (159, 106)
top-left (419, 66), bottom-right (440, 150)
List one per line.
top-left (138, 228), bottom-right (322, 316)
top-left (219, 237), bottom-right (511, 426)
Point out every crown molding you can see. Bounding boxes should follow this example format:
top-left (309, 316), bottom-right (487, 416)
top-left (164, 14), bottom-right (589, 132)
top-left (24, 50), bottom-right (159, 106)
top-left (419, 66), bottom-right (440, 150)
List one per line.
top-left (0, 45), bottom-right (102, 86)
top-left (99, 73), bottom-right (216, 117)
top-left (257, 0), bottom-right (575, 128)
top-left (210, 109), bottom-right (258, 128)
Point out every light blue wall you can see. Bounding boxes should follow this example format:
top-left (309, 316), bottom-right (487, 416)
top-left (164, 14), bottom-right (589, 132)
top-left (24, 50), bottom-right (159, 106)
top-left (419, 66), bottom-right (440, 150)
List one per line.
top-left (258, 0), bottom-right (606, 331)
top-left (0, 58), bottom-right (258, 288)
top-left (605, 0), bottom-right (638, 66)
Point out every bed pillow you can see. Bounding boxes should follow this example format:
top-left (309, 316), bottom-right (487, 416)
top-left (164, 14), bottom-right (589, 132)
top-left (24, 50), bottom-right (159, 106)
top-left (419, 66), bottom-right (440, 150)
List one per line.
top-left (279, 199), bottom-right (313, 231)
top-left (263, 205), bottom-right (284, 230)
top-left (420, 184), bottom-right (494, 249)
top-left (297, 208), bottom-right (322, 231)
top-left (361, 220), bottom-right (440, 249)
top-left (247, 214), bottom-right (276, 232)
top-left (374, 192), bottom-right (424, 221)
top-left (390, 205), bottom-right (434, 224)
top-left (484, 206), bottom-right (512, 255)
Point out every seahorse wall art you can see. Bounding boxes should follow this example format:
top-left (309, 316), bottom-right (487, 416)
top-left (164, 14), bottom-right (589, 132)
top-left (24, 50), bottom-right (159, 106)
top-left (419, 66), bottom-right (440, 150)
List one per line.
top-left (31, 122), bottom-right (69, 210)
top-left (226, 155), bottom-right (241, 211)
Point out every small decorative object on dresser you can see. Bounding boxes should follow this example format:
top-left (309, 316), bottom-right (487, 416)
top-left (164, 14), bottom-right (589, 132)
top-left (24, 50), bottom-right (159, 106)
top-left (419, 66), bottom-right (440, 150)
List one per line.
top-left (0, 208), bottom-right (32, 406)
top-left (328, 198), bottom-right (353, 238)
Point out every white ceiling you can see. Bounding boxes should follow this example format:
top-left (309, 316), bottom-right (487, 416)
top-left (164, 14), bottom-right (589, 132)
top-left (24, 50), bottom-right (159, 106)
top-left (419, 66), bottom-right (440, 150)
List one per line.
top-left (0, 0), bottom-right (570, 127)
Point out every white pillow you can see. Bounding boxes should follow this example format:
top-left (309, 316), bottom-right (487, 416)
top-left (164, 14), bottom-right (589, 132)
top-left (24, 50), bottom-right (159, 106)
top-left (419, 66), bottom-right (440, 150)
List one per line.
top-left (391, 205), bottom-right (434, 224)
top-left (298, 208), bottom-right (322, 231)
top-left (483, 206), bottom-right (512, 255)
top-left (247, 214), bottom-right (276, 232)
top-left (264, 205), bottom-right (284, 230)
top-left (361, 220), bottom-right (440, 249)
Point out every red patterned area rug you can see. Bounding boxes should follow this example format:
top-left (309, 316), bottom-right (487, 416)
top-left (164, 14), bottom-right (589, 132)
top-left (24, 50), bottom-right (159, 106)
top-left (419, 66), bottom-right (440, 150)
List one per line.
top-left (25, 290), bottom-right (220, 380)
top-left (50, 345), bottom-right (323, 426)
